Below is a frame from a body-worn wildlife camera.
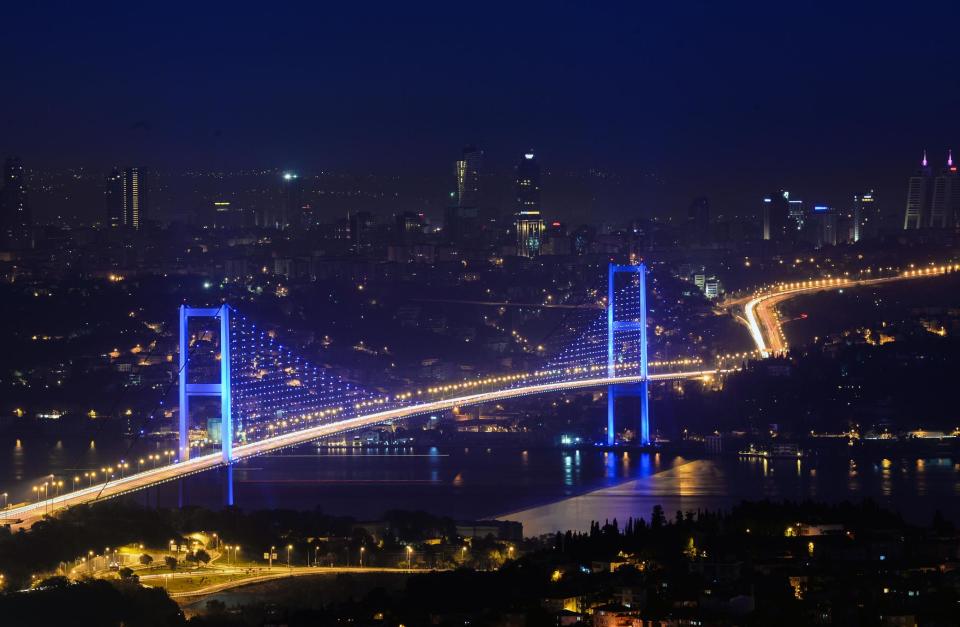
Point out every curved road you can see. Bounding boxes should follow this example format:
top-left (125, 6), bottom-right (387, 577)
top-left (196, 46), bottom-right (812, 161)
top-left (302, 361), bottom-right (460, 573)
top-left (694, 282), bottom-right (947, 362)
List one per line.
top-left (737, 264), bottom-right (959, 357)
top-left (1, 368), bottom-right (726, 528)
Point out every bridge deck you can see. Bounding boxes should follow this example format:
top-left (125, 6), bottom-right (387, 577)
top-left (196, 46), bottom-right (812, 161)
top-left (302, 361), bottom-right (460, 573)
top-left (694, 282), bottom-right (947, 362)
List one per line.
top-left (1, 369), bottom-right (724, 528)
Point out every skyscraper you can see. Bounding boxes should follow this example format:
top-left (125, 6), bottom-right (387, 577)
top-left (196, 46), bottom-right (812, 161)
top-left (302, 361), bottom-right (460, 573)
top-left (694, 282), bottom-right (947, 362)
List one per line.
top-left (903, 151), bottom-right (933, 230)
top-left (930, 150), bottom-right (960, 229)
top-left (105, 168), bottom-right (123, 228)
top-left (514, 151), bottom-right (544, 257)
top-left (852, 190), bottom-right (876, 242)
top-left (0, 157), bottom-right (31, 243)
top-left (456, 145), bottom-right (482, 209)
top-left (121, 167), bottom-right (149, 229)
top-left (687, 197), bottom-right (710, 244)
top-left (445, 146), bottom-right (482, 244)
top-left (273, 171), bottom-right (304, 230)
top-left (761, 191), bottom-right (789, 241)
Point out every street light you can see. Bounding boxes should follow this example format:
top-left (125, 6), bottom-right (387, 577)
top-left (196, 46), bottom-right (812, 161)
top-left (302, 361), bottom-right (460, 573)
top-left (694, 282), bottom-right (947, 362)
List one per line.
top-left (360, 546), bottom-right (365, 568)
top-left (286, 544), bottom-right (293, 568)
top-left (269, 545), bottom-right (276, 569)
top-left (406, 545), bottom-right (413, 570)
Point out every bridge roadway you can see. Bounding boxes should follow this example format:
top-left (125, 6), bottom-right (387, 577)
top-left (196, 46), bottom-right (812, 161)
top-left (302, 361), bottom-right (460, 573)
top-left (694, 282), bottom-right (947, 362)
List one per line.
top-left (738, 265), bottom-right (958, 357)
top-left (1, 368), bottom-right (725, 528)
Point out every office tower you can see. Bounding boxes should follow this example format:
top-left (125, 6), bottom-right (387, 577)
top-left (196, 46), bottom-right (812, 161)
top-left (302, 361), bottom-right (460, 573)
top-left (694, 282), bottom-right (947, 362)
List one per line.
top-left (105, 168), bottom-right (123, 227)
top-left (761, 191), bottom-right (789, 241)
top-left (395, 211), bottom-right (425, 242)
top-left (121, 167), bottom-right (149, 229)
top-left (811, 205), bottom-right (838, 248)
top-left (444, 146), bottom-right (483, 245)
top-left (903, 151), bottom-right (933, 229)
top-left (271, 171), bottom-right (304, 230)
top-left (349, 211), bottom-right (374, 254)
top-left (930, 150), bottom-right (960, 229)
top-left (514, 151), bottom-right (544, 257)
top-left (687, 196), bottom-right (710, 244)
top-left (572, 224), bottom-right (595, 255)
top-left (852, 190), bottom-right (876, 242)
top-left (456, 145), bottom-right (482, 209)
top-left (0, 157), bottom-right (31, 243)
top-left (787, 197), bottom-right (805, 234)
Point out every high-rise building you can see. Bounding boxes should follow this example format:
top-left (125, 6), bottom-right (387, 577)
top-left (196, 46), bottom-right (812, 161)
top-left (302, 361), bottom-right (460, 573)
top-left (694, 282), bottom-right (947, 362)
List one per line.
top-left (852, 190), bottom-right (876, 242)
top-left (0, 159), bottom-right (29, 244)
top-left (456, 145), bottom-right (482, 209)
top-left (444, 146), bottom-right (483, 245)
top-left (762, 191), bottom-right (789, 241)
top-left (903, 151), bottom-right (934, 229)
top-left (0, 157), bottom-right (31, 243)
top-left (687, 197), bottom-right (710, 244)
top-left (787, 197), bottom-right (805, 234)
top-left (930, 150), bottom-right (960, 229)
top-left (811, 205), bottom-right (838, 248)
top-left (121, 167), bottom-right (149, 229)
top-left (105, 168), bottom-right (123, 228)
top-left (272, 171), bottom-right (304, 230)
top-left (514, 151), bottom-right (544, 257)
top-left (349, 211), bottom-right (374, 254)
top-left (395, 211), bottom-right (425, 242)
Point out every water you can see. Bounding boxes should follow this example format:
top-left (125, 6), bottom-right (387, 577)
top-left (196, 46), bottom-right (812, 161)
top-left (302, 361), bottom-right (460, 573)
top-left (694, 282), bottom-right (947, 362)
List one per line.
top-left (5, 436), bottom-right (960, 533)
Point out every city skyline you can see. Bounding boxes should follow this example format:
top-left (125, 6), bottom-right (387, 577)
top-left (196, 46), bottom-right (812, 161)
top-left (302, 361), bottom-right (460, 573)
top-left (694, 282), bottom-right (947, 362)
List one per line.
top-left (4, 3), bottom-right (960, 218)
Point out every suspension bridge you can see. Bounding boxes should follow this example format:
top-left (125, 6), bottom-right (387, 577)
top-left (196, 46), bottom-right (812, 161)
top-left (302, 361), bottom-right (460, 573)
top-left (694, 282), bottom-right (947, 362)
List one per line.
top-left (4, 262), bottom-right (729, 527)
top-left (7, 261), bottom-right (959, 527)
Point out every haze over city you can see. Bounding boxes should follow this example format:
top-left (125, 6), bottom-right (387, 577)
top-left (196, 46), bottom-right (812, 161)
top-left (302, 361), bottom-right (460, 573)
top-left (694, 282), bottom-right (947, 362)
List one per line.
top-left (2, 3), bottom-right (960, 626)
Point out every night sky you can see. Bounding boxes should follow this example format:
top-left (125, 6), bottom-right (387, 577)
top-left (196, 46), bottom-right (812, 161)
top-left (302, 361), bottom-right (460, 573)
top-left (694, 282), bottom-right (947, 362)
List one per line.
top-left (3, 1), bottom-right (960, 217)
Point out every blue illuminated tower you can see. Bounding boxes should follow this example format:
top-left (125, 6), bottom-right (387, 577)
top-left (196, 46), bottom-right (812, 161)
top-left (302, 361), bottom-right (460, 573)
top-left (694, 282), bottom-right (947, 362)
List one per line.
top-left (606, 263), bottom-right (650, 446)
top-left (178, 305), bottom-right (233, 464)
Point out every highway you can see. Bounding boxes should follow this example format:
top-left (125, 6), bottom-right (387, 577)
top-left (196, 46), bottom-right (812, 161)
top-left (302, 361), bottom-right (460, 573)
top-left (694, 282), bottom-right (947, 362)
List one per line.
top-left (0, 368), bottom-right (726, 528)
top-left (739, 264), bottom-right (959, 357)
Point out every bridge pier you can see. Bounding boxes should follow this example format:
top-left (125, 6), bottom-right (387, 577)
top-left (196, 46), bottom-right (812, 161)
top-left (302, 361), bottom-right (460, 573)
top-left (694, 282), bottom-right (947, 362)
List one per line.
top-left (607, 262), bottom-right (650, 446)
top-left (178, 304), bottom-right (233, 464)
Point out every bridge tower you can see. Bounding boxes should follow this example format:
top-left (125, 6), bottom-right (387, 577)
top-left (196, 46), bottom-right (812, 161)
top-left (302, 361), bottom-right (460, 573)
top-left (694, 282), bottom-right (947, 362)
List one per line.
top-left (178, 305), bottom-right (233, 464)
top-left (607, 263), bottom-right (650, 446)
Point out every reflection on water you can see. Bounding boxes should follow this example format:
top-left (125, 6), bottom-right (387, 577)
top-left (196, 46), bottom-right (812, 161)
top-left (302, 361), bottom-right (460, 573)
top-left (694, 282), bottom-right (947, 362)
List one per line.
top-left (5, 436), bottom-right (960, 532)
top-left (503, 454), bottom-right (960, 536)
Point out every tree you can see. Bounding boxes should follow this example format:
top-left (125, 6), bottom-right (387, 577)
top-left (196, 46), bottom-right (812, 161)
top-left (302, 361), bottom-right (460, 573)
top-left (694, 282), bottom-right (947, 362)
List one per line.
top-left (651, 505), bottom-right (666, 529)
top-left (139, 554), bottom-right (153, 566)
top-left (164, 556), bottom-right (177, 571)
top-left (118, 567), bottom-right (138, 583)
top-left (194, 549), bottom-right (211, 565)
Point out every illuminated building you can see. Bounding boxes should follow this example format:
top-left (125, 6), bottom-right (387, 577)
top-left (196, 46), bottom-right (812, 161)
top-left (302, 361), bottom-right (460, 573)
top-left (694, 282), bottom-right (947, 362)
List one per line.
top-left (787, 197), bottom-right (805, 233)
top-left (852, 190), bottom-right (876, 241)
top-left (271, 171), bottom-right (303, 230)
top-left (811, 205), bottom-right (838, 248)
top-left (930, 150), bottom-right (959, 228)
top-left (762, 191), bottom-right (789, 241)
top-left (456, 145), bottom-right (482, 209)
top-left (514, 151), bottom-right (543, 257)
top-left (0, 157), bottom-right (30, 243)
top-left (903, 150), bottom-right (933, 229)
top-left (121, 167), bottom-right (148, 230)
top-left (105, 168), bottom-right (123, 227)
top-left (349, 211), bottom-right (374, 253)
top-left (395, 211), bottom-right (425, 242)
top-left (445, 146), bottom-right (483, 244)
